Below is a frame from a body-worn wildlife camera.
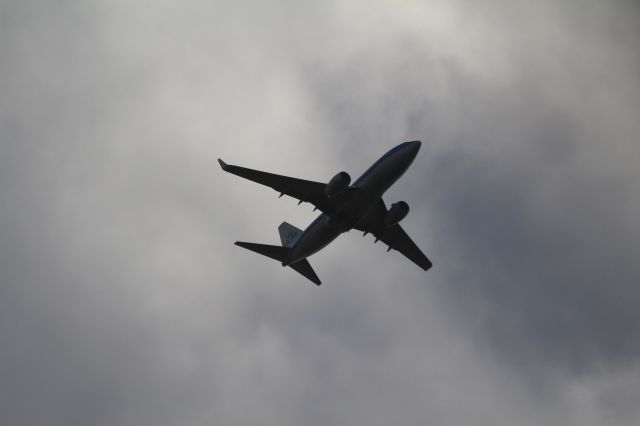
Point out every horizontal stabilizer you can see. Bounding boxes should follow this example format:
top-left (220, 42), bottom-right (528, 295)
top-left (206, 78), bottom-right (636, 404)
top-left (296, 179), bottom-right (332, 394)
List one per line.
top-left (235, 241), bottom-right (322, 285)
top-left (235, 241), bottom-right (289, 262)
top-left (288, 258), bottom-right (321, 286)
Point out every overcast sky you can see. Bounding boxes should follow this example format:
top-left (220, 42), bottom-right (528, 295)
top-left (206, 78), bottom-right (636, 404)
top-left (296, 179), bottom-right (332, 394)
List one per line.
top-left (1, 1), bottom-right (639, 425)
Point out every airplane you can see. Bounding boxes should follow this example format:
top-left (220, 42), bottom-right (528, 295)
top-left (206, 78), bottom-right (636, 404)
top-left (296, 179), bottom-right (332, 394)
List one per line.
top-left (218, 141), bottom-right (432, 285)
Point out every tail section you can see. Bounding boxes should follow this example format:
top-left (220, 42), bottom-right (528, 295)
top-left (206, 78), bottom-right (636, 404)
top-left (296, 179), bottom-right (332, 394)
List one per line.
top-left (288, 258), bottom-right (321, 286)
top-left (278, 222), bottom-right (303, 247)
top-left (234, 241), bottom-right (289, 262)
top-left (234, 241), bottom-right (321, 286)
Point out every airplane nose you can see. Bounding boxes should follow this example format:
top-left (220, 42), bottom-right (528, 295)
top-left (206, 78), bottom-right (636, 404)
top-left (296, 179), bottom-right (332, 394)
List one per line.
top-left (406, 140), bottom-right (421, 156)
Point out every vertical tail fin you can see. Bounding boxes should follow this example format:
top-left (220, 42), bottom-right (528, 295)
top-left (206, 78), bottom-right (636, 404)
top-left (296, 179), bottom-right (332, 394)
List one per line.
top-left (278, 222), bottom-right (303, 247)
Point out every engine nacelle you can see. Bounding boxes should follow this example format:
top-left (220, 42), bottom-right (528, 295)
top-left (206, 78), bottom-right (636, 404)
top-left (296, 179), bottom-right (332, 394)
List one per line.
top-left (384, 201), bottom-right (410, 227)
top-left (324, 171), bottom-right (351, 197)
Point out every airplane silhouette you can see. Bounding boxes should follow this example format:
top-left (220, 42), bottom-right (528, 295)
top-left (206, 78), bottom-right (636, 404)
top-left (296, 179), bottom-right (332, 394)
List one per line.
top-left (219, 141), bottom-right (432, 285)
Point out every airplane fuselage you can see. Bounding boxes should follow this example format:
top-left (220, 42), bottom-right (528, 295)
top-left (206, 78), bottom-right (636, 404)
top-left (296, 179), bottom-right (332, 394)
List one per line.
top-left (283, 141), bottom-right (421, 266)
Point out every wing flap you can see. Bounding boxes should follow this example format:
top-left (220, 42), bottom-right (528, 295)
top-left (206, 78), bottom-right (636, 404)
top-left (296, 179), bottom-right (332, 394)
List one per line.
top-left (355, 199), bottom-right (432, 271)
top-left (219, 159), bottom-right (356, 215)
top-left (377, 225), bottom-right (433, 271)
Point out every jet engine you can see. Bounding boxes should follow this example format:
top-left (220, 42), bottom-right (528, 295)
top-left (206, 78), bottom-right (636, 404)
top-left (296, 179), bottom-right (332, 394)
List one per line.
top-left (384, 201), bottom-right (410, 227)
top-left (324, 171), bottom-right (351, 197)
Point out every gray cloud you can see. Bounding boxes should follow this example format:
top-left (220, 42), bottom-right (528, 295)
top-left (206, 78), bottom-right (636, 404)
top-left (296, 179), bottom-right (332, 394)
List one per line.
top-left (1, 1), bottom-right (639, 425)
top-left (304, 1), bottom-right (640, 373)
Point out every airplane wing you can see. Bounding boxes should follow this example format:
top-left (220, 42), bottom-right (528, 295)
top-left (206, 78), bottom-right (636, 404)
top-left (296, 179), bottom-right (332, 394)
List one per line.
top-left (354, 199), bottom-right (432, 271)
top-left (218, 159), bottom-right (356, 216)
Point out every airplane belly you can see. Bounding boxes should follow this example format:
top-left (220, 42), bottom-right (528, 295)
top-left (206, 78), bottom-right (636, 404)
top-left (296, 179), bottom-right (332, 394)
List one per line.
top-left (294, 216), bottom-right (342, 260)
top-left (356, 169), bottom-right (397, 198)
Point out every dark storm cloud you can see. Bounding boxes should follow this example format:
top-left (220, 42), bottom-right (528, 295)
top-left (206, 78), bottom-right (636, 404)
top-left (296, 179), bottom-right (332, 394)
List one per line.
top-left (303, 4), bottom-right (640, 376)
top-left (1, 0), bottom-right (639, 425)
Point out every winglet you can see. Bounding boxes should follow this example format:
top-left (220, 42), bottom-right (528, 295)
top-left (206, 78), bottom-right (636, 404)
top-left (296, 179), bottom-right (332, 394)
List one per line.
top-left (218, 158), bottom-right (229, 170)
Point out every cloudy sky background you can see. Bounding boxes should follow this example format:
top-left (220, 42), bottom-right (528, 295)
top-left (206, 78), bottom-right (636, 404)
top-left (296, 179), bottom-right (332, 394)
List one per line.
top-left (1, 0), bottom-right (639, 425)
